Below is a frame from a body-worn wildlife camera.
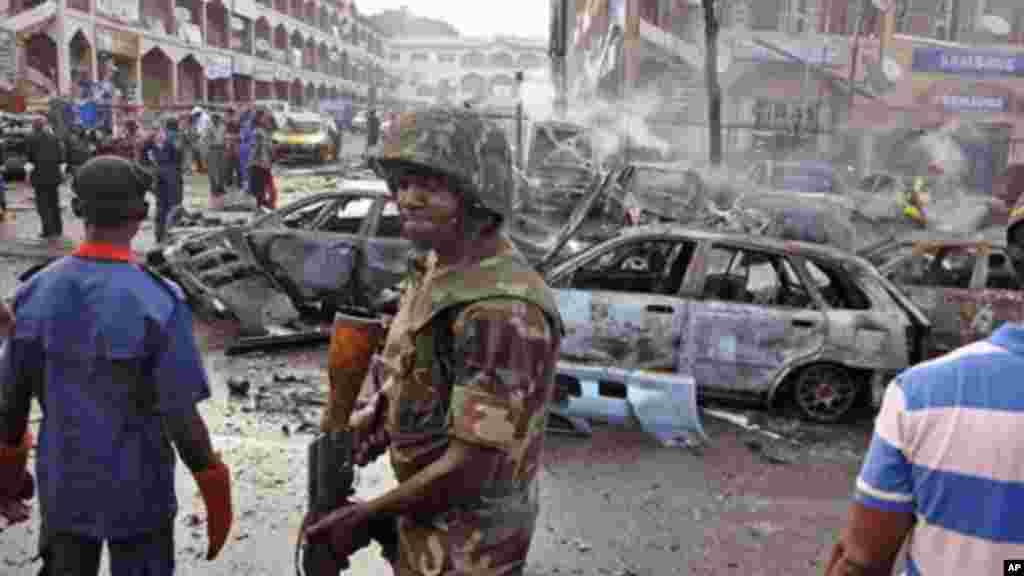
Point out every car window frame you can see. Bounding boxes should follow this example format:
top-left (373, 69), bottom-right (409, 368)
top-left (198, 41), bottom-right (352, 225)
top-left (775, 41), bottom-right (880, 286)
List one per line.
top-left (700, 242), bottom-right (820, 311)
top-left (368, 198), bottom-right (404, 239)
top-left (551, 234), bottom-right (697, 296)
top-left (312, 194), bottom-right (376, 236)
top-left (262, 196), bottom-right (339, 230)
top-left (982, 247), bottom-right (1023, 291)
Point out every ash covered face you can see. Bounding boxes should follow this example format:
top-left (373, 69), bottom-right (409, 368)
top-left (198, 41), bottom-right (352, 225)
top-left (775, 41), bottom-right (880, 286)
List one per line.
top-left (393, 169), bottom-right (462, 252)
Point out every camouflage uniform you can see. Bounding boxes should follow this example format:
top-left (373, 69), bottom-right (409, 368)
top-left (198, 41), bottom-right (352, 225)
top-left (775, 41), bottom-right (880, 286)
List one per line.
top-left (373, 107), bottom-right (563, 575)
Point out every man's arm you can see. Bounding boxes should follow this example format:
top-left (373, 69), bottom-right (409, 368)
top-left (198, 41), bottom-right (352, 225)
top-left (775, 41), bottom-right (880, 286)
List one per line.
top-left (825, 381), bottom-right (916, 576)
top-left (362, 299), bottom-right (557, 520)
top-left (152, 303), bottom-right (216, 466)
top-left (0, 335), bottom-right (35, 447)
top-left (153, 300), bottom-right (232, 560)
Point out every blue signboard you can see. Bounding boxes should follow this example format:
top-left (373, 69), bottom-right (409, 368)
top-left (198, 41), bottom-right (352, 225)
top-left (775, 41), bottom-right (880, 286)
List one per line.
top-left (912, 46), bottom-right (1024, 77)
top-left (939, 94), bottom-right (1008, 112)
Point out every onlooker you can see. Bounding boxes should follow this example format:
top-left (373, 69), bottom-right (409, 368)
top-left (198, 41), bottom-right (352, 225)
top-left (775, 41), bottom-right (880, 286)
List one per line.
top-left (224, 109), bottom-right (241, 191)
top-left (248, 109), bottom-right (274, 211)
top-left (0, 139), bottom-right (7, 222)
top-left (205, 114), bottom-right (227, 208)
top-left (365, 109), bottom-right (379, 151)
top-left (239, 107), bottom-right (255, 196)
top-left (25, 116), bottom-right (66, 240)
top-left (153, 118), bottom-right (183, 243)
top-left (825, 207), bottom-right (1024, 576)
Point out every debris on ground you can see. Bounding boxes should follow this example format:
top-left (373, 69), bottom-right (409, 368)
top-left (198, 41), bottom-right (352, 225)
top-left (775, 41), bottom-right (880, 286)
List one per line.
top-left (227, 376), bottom-right (251, 397)
top-left (703, 408), bottom-right (786, 441)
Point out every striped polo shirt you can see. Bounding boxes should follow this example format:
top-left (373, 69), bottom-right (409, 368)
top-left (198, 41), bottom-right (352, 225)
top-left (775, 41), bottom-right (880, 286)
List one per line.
top-left (855, 323), bottom-right (1024, 575)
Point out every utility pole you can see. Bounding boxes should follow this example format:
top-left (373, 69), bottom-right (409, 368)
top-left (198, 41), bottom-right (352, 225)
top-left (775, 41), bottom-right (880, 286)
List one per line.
top-left (847, 0), bottom-right (870, 118)
top-left (549, 0), bottom-right (569, 119)
top-left (703, 0), bottom-right (722, 166)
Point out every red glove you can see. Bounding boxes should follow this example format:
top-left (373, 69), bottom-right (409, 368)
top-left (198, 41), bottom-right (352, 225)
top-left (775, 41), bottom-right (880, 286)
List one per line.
top-left (192, 453), bottom-right (233, 560)
top-left (0, 431), bottom-right (35, 527)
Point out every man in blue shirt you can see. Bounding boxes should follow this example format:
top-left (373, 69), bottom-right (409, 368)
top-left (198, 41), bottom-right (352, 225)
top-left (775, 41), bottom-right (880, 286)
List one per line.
top-left (824, 213), bottom-right (1024, 574)
top-left (0, 156), bottom-right (233, 575)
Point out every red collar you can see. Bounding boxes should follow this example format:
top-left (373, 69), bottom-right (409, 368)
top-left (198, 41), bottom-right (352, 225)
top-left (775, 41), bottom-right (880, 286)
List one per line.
top-left (73, 242), bottom-right (136, 263)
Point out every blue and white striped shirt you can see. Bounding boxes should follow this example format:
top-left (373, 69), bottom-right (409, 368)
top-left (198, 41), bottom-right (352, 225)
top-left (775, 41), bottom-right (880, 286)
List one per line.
top-left (856, 323), bottom-right (1024, 575)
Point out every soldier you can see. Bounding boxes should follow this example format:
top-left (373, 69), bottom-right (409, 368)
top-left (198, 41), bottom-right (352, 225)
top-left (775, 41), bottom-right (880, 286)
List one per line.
top-left (303, 106), bottom-right (563, 574)
top-left (0, 156), bottom-right (233, 574)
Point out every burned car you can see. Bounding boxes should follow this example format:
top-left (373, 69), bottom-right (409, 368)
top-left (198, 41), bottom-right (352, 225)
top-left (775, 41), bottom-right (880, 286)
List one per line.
top-left (543, 224), bottom-right (931, 422)
top-left (862, 233), bottom-right (1023, 356)
top-left (147, 180), bottom-right (407, 334)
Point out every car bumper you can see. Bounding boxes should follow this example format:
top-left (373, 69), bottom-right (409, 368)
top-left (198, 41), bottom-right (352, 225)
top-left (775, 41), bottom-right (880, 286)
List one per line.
top-left (275, 145), bottom-right (327, 162)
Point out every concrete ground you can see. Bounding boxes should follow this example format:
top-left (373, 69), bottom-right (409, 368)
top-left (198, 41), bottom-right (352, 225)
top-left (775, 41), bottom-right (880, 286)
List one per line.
top-left (0, 144), bottom-right (876, 575)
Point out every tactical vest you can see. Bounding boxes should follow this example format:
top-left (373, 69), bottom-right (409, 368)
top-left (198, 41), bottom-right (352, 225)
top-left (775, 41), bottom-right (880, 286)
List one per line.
top-left (382, 247), bottom-right (562, 483)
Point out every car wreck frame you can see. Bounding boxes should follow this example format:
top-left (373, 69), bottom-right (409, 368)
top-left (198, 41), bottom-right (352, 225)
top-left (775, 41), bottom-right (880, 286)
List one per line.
top-left (544, 224), bottom-right (931, 423)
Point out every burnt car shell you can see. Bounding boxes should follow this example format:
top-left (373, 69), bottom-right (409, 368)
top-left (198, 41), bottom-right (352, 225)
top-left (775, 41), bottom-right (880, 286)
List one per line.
top-left (866, 231), bottom-right (1022, 356)
top-left (542, 222), bottom-right (931, 421)
top-left (148, 181), bottom-right (403, 333)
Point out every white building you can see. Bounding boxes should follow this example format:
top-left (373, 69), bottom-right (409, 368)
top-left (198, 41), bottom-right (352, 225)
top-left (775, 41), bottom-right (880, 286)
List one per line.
top-left (387, 35), bottom-right (548, 108)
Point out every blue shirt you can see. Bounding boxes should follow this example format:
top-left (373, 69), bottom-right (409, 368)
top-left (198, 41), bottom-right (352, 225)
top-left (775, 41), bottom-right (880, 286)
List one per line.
top-left (855, 323), bottom-right (1024, 575)
top-left (0, 256), bottom-right (210, 540)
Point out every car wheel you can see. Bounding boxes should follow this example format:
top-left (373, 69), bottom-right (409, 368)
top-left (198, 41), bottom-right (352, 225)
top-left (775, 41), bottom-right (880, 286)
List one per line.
top-left (792, 364), bottom-right (860, 423)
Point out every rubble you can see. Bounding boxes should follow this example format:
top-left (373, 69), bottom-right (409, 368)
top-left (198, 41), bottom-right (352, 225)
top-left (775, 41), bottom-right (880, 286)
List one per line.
top-left (227, 376), bottom-right (251, 397)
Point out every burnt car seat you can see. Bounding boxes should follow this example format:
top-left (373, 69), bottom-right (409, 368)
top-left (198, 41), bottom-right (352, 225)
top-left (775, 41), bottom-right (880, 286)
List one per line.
top-left (703, 274), bottom-right (748, 303)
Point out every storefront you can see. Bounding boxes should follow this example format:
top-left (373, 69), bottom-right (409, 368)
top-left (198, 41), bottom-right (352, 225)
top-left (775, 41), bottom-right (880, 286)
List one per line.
top-left (843, 36), bottom-right (1024, 192)
top-left (205, 52), bottom-right (233, 102)
top-left (232, 54), bottom-right (254, 102)
top-left (96, 26), bottom-right (140, 102)
top-left (253, 60), bottom-right (275, 99)
top-left (274, 66), bottom-right (291, 102)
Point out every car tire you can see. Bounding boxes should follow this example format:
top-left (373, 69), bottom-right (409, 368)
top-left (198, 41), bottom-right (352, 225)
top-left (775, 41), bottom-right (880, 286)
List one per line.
top-left (791, 363), bottom-right (860, 423)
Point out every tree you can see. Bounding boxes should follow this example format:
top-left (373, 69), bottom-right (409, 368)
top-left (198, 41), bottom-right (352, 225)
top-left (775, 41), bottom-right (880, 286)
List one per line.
top-left (702, 0), bottom-right (722, 166)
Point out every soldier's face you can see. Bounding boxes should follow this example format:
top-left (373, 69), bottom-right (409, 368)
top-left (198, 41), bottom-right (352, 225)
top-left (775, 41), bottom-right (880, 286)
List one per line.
top-left (394, 172), bottom-right (461, 250)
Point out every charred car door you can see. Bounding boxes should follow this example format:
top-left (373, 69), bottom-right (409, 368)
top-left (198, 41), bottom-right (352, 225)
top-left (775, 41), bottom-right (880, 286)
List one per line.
top-left (684, 243), bottom-right (826, 396)
top-left (362, 199), bottom-right (410, 295)
top-left (957, 247), bottom-right (1024, 345)
top-left (246, 195), bottom-right (373, 307)
top-left (547, 235), bottom-right (698, 371)
top-left (796, 256), bottom-right (914, 372)
top-left (881, 244), bottom-right (982, 354)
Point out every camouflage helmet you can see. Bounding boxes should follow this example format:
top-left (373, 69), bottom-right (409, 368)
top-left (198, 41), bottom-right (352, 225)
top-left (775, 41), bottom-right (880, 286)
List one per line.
top-left (371, 106), bottom-right (513, 220)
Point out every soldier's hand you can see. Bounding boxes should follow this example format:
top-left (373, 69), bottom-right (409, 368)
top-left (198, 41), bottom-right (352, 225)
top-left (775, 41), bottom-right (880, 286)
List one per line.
top-left (349, 402), bottom-right (388, 466)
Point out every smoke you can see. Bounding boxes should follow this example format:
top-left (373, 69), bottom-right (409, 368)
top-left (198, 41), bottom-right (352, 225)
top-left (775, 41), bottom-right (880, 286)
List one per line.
top-left (518, 74), bottom-right (670, 166)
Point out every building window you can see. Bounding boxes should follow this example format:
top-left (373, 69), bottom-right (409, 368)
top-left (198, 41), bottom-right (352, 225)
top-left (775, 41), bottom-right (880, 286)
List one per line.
top-left (755, 100), bottom-right (822, 133)
top-left (411, 53), bottom-right (429, 63)
top-left (749, 0), bottom-right (785, 31)
top-left (490, 52), bottom-right (515, 68)
top-left (390, 52), bottom-right (401, 62)
top-left (438, 53), bottom-right (456, 64)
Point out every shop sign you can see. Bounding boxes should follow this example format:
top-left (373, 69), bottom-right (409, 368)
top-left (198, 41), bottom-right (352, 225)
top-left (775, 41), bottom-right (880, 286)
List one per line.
top-left (912, 46), bottom-right (1024, 77)
top-left (97, 0), bottom-right (139, 23)
top-left (205, 54), bottom-right (233, 79)
top-left (737, 36), bottom-right (841, 66)
top-left (96, 27), bottom-right (139, 59)
top-left (233, 55), bottom-right (253, 76)
top-left (938, 94), bottom-right (1008, 112)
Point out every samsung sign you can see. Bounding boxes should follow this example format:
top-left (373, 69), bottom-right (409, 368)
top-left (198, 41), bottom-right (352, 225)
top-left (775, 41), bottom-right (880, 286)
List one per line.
top-left (913, 46), bottom-right (1024, 77)
top-left (940, 94), bottom-right (1008, 112)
